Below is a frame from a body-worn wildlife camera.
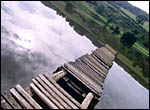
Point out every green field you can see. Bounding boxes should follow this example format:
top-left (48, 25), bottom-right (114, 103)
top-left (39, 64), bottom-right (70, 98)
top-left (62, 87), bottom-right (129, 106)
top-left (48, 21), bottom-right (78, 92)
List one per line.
top-left (143, 21), bottom-right (149, 32)
top-left (133, 42), bottom-right (149, 57)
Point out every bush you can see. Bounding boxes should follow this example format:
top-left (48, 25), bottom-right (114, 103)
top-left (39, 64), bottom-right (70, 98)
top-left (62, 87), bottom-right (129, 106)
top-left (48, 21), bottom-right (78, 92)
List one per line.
top-left (120, 32), bottom-right (137, 47)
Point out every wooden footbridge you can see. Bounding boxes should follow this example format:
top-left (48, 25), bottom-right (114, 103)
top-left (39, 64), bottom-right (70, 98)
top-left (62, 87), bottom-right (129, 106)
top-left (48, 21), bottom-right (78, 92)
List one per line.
top-left (1, 44), bottom-right (117, 109)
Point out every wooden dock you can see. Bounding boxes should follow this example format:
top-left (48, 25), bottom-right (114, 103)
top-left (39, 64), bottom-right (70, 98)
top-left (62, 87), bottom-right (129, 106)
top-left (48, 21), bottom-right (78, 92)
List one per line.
top-left (1, 44), bottom-right (117, 109)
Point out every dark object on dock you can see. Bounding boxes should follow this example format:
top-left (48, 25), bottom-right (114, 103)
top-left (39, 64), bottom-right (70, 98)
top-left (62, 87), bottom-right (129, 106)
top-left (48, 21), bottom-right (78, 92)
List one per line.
top-left (1, 44), bottom-right (117, 109)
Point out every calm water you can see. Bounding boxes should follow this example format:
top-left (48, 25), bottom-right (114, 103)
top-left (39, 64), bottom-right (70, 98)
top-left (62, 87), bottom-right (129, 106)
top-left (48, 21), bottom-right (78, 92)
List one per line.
top-left (1, 1), bottom-right (149, 109)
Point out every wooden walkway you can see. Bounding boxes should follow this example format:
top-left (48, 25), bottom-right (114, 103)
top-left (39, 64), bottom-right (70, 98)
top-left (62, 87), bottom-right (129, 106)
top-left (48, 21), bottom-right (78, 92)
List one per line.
top-left (1, 44), bottom-right (117, 109)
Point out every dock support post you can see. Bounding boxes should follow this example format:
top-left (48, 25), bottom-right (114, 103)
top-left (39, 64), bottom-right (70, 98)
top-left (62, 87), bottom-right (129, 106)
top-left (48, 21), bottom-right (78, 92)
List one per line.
top-left (81, 92), bottom-right (94, 109)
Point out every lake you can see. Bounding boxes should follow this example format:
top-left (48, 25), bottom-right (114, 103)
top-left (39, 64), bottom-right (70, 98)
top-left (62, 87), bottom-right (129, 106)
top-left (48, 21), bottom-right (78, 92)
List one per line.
top-left (1, 1), bottom-right (149, 109)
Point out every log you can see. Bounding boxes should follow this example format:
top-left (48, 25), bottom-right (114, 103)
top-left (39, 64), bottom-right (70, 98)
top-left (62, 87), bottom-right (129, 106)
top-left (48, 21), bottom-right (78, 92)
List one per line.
top-left (105, 44), bottom-right (117, 55)
top-left (81, 93), bottom-right (94, 109)
top-left (38, 74), bottom-right (78, 109)
top-left (35, 76), bottom-right (70, 109)
top-left (32, 79), bottom-right (64, 109)
top-left (52, 71), bottom-right (67, 81)
top-left (15, 84), bottom-right (42, 109)
top-left (64, 64), bottom-right (101, 96)
top-left (44, 73), bottom-right (82, 108)
top-left (10, 88), bottom-right (33, 109)
top-left (1, 91), bottom-right (22, 109)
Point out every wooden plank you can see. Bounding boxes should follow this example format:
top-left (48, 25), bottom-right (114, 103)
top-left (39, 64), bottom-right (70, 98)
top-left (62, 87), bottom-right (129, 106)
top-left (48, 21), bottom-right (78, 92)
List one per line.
top-left (105, 44), bottom-right (117, 55)
top-left (83, 54), bottom-right (108, 76)
top-left (95, 48), bottom-right (114, 63)
top-left (69, 62), bottom-right (102, 90)
top-left (80, 55), bottom-right (106, 78)
top-left (93, 51), bottom-right (112, 67)
top-left (73, 60), bottom-right (104, 87)
top-left (90, 53), bottom-right (110, 71)
top-left (63, 77), bottom-right (86, 97)
top-left (35, 76), bottom-right (70, 109)
top-left (53, 71), bottom-right (66, 81)
top-left (38, 74), bottom-right (78, 109)
top-left (1, 91), bottom-right (22, 109)
top-left (96, 47), bottom-right (115, 62)
top-left (1, 99), bottom-right (12, 109)
top-left (64, 63), bottom-right (102, 96)
top-left (32, 78), bottom-right (64, 109)
top-left (15, 84), bottom-right (42, 109)
top-left (81, 93), bottom-right (94, 109)
top-left (30, 83), bottom-right (58, 109)
top-left (50, 71), bottom-right (66, 80)
top-left (44, 73), bottom-right (82, 108)
top-left (10, 88), bottom-right (33, 109)
top-left (90, 53), bottom-right (109, 71)
top-left (76, 59), bottom-right (105, 84)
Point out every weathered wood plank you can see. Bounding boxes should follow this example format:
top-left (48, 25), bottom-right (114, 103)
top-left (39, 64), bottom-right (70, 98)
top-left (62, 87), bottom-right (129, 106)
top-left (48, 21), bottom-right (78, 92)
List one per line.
top-left (95, 48), bottom-right (114, 63)
top-left (81, 93), bottom-right (94, 109)
top-left (64, 64), bottom-right (101, 95)
top-left (63, 76), bottom-right (86, 97)
top-left (35, 76), bottom-right (70, 109)
top-left (1, 99), bottom-right (12, 109)
top-left (73, 60), bottom-right (104, 87)
top-left (38, 74), bottom-right (78, 109)
top-left (32, 78), bottom-right (64, 109)
top-left (1, 91), bottom-right (22, 109)
top-left (83, 54), bottom-right (108, 77)
top-left (105, 44), bottom-right (117, 55)
top-left (93, 51), bottom-right (112, 67)
top-left (50, 71), bottom-right (66, 81)
top-left (75, 59), bottom-right (104, 85)
top-left (69, 62), bottom-right (102, 90)
top-left (90, 53), bottom-right (109, 71)
top-left (80, 55), bottom-right (106, 78)
top-left (44, 73), bottom-right (82, 108)
top-left (10, 88), bottom-right (33, 109)
top-left (53, 71), bottom-right (66, 81)
top-left (30, 83), bottom-right (58, 109)
top-left (15, 84), bottom-right (42, 109)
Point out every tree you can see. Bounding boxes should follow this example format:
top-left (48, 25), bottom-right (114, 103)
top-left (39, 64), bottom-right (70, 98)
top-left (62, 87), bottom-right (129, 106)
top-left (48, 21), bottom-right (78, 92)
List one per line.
top-left (113, 26), bottom-right (120, 34)
top-left (136, 14), bottom-right (149, 25)
top-left (65, 2), bottom-right (74, 14)
top-left (120, 32), bottom-right (137, 47)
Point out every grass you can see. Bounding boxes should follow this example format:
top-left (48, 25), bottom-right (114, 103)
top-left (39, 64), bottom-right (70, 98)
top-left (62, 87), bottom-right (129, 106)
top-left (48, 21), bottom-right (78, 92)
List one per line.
top-left (142, 21), bottom-right (149, 32)
top-left (120, 7), bottom-right (136, 21)
top-left (117, 53), bottom-right (149, 84)
top-left (133, 42), bottom-right (149, 57)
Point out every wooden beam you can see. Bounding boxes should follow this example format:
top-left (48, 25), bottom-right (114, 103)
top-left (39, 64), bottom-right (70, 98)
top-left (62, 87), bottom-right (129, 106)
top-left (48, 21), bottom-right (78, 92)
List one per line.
top-left (52, 71), bottom-right (66, 81)
top-left (74, 59), bottom-right (104, 86)
top-left (38, 74), bottom-right (78, 109)
top-left (30, 83), bottom-right (58, 109)
top-left (32, 79), bottom-right (64, 109)
top-left (105, 44), bottom-right (117, 55)
top-left (10, 88), bottom-right (33, 109)
top-left (35, 76), bottom-right (70, 109)
top-left (15, 84), bottom-right (42, 109)
top-left (80, 55), bottom-right (106, 78)
top-left (44, 73), bottom-right (82, 108)
top-left (64, 63), bottom-right (102, 96)
top-left (81, 93), bottom-right (94, 109)
top-left (1, 91), bottom-right (22, 109)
